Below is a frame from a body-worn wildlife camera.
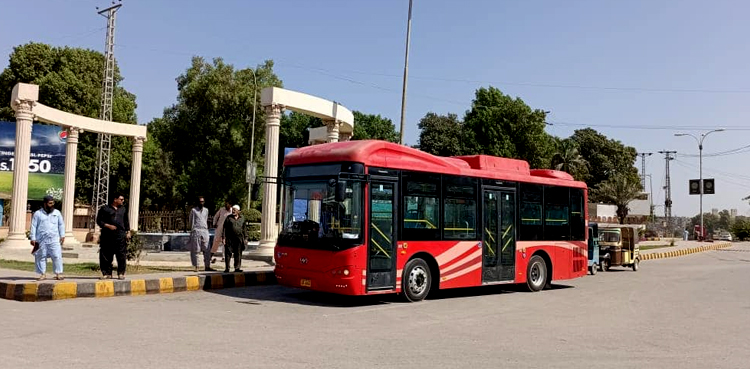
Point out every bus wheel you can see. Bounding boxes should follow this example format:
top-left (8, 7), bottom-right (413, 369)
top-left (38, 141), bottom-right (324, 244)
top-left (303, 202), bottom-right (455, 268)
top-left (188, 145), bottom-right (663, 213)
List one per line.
top-left (403, 258), bottom-right (431, 302)
top-left (526, 255), bottom-right (547, 292)
top-left (590, 264), bottom-right (597, 276)
top-left (632, 258), bottom-right (639, 272)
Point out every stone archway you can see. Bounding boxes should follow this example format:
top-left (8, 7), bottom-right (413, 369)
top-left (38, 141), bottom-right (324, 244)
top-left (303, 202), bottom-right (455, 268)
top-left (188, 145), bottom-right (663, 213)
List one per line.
top-left (256, 87), bottom-right (354, 262)
top-left (1, 83), bottom-right (147, 249)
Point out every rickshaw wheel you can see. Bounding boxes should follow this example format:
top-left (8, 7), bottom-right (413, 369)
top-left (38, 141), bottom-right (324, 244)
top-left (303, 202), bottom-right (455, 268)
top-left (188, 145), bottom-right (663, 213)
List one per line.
top-left (632, 258), bottom-right (639, 272)
top-left (602, 259), bottom-right (610, 271)
top-left (589, 264), bottom-right (597, 275)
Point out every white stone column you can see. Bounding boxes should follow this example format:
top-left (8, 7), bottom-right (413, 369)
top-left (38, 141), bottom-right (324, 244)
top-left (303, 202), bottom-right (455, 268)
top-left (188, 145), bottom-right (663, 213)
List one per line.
top-left (326, 120), bottom-right (340, 143)
top-left (3, 85), bottom-right (37, 249)
top-left (62, 127), bottom-right (81, 247)
top-left (258, 104), bottom-right (283, 261)
top-left (128, 136), bottom-right (144, 232)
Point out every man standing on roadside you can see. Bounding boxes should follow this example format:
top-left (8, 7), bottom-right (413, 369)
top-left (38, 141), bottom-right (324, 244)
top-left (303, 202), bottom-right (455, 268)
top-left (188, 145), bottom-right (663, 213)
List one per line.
top-left (96, 193), bottom-right (131, 280)
top-left (189, 196), bottom-right (213, 272)
top-left (222, 205), bottom-right (247, 273)
top-left (30, 195), bottom-right (65, 281)
top-left (210, 200), bottom-right (232, 264)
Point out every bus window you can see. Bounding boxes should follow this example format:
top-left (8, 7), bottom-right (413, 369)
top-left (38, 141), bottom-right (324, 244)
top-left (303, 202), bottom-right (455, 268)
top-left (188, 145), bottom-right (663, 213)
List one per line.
top-left (570, 188), bottom-right (585, 241)
top-left (402, 172), bottom-right (440, 241)
top-left (443, 176), bottom-right (478, 240)
top-left (520, 184), bottom-right (543, 240)
top-left (544, 186), bottom-right (570, 240)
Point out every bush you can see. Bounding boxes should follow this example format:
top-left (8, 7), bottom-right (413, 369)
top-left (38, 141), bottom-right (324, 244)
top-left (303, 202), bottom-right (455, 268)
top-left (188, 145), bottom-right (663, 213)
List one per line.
top-left (243, 208), bottom-right (262, 223)
top-left (126, 230), bottom-right (144, 265)
top-left (246, 223), bottom-right (261, 242)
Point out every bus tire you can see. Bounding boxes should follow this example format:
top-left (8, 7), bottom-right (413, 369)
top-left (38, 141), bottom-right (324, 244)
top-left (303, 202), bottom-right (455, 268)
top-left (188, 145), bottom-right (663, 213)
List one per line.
top-left (403, 258), bottom-right (431, 302)
top-left (525, 255), bottom-right (547, 292)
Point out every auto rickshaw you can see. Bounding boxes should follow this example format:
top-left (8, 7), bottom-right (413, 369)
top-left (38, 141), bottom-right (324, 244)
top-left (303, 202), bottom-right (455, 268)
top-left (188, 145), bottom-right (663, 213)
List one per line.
top-left (587, 223), bottom-right (601, 275)
top-left (599, 226), bottom-right (640, 271)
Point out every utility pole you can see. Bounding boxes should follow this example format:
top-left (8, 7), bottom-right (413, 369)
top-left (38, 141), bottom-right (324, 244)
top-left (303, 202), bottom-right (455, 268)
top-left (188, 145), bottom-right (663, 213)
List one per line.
top-left (659, 150), bottom-right (676, 238)
top-left (88, 2), bottom-right (122, 241)
top-left (398, 0), bottom-right (413, 145)
top-left (637, 152), bottom-right (652, 190)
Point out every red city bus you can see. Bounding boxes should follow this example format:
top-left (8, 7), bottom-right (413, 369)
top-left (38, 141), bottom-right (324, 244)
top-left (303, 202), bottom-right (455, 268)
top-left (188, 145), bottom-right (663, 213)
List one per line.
top-left (274, 140), bottom-right (588, 301)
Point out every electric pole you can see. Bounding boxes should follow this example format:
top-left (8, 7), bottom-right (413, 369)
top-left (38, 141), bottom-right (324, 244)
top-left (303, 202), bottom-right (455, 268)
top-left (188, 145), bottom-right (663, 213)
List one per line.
top-left (88, 2), bottom-right (121, 241)
top-left (637, 152), bottom-right (652, 190)
top-left (659, 150), bottom-right (676, 238)
top-left (398, 0), bottom-right (413, 145)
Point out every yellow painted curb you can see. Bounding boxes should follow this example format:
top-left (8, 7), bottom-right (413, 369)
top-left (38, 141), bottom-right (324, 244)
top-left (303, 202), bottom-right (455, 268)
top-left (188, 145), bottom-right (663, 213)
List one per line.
top-left (234, 273), bottom-right (245, 287)
top-left (52, 282), bottom-right (77, 300)
top-left (22, 284), bottom-right (38, 302)
top-left (131, 280), bottom-right (147, 296)
top-left (186, 276), bottom-right (200, 291)
top-left (159, 277), bottom-right (174, 293)
top-left (95, 281), bottom-right (114, 297)
top-left (210, 274), bottom-right (223, 289)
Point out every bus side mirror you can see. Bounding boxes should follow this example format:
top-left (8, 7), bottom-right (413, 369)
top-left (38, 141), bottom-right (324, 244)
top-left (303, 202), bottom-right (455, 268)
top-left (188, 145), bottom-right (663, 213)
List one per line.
top-left (335, 180), bottom-right (347, 202)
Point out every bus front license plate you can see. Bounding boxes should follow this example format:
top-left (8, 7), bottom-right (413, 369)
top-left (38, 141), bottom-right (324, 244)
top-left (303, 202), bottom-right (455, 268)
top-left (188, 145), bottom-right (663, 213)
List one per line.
top-left (300, 279), bottom-right (311, 287)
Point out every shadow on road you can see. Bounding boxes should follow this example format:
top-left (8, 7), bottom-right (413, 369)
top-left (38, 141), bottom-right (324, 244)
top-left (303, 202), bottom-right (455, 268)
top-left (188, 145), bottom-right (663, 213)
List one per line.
top-left (207, 281), bottom-right (576, 308)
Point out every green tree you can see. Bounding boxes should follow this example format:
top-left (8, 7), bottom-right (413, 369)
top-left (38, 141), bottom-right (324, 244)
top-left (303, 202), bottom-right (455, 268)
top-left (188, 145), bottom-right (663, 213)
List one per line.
top-left (151, 57), bottom-right (282, 211)
top-left (462, 87), bottom-right (554, 168)
top-left (731, 217), bottom-right (750, 241)
top-left (351, 111), bottom-right (399, 142)
top-left (592, 172), bottom-right (643, 224)
top-left (0, 42), bottom-right (138, 204)
top-left (551, 138), bottom-right (588, 181)
top-left (417, 112), bottom-right (464, 157)
top-left (717, 209), bottom-right (732, 231)
top-left (570, 128), bottom-right (639, 196)
top-left (689, 212), bottom-right (720, 235)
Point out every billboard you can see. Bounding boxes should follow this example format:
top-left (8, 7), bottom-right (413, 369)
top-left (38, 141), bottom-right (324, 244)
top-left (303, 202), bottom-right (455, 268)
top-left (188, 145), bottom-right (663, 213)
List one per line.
top-left (0, 121), bottom-right (66, 200)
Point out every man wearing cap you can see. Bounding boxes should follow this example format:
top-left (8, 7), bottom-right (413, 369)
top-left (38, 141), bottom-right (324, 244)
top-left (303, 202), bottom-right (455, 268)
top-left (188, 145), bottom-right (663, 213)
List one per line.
top-left (30, 195), bottom-right (65, 281)
top-left (188, 196), bottom-right (213, 272)
top-left (221, 205), bottom-right (247, 273)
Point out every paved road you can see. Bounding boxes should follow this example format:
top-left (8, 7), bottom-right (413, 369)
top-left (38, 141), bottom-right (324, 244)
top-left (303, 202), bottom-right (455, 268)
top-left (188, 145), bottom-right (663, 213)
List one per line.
top-left (2, 243), bottom-right (749, 369)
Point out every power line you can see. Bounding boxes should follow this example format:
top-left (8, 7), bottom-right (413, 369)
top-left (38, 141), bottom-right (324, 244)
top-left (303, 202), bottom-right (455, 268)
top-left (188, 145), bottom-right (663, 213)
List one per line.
top-left (261, 60), bottom-right (750, 95)
top-left (678, 143), bottom-right (750, 158)
top-left (549, 121), bottom-right (750, 132)
top-left (672, 158), bottom-right (750, 184)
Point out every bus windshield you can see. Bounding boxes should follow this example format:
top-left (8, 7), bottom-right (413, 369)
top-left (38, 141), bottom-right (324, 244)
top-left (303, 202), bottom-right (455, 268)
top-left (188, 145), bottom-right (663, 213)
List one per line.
top-left (279, 178), bottom-right (363, 250)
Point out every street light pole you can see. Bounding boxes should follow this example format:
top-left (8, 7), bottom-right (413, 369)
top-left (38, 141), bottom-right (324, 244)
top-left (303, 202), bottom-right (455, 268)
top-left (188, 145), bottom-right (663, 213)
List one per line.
top-left (675, 129), bottom-right (724, 240)
top-left (248, 67), bottom-right (258, 208)
top-left (398, 0), bottom-right (413, 145)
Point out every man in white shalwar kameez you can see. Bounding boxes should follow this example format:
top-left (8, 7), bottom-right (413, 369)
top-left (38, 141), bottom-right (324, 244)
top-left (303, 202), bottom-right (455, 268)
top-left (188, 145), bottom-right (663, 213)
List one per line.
top-left (210, 200), bottom-right (232, 264)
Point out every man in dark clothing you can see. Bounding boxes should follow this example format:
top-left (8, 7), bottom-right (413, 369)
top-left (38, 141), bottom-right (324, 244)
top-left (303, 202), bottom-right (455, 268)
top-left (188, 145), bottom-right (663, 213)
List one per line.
top-left (222, 205), bottom-right (246, 273)
top-left (96, 193), bottom-right (131, 280)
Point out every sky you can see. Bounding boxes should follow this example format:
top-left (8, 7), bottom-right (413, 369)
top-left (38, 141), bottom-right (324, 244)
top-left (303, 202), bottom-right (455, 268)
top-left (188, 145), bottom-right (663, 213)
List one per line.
top-left (1, 0), bottom-right (749, 217)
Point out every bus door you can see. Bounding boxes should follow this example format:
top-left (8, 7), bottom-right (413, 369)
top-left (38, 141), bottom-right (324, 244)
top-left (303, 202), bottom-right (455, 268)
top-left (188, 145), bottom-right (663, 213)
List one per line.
top-left (482, 188), bottom-right (517, 283)
top-left (367, 178), bottom-right (398, 290)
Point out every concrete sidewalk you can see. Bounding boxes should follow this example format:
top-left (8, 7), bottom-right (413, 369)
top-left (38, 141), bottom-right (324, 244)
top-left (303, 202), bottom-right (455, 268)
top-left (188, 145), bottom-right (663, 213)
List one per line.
top-left (0, 266), bottom-right (275, 302)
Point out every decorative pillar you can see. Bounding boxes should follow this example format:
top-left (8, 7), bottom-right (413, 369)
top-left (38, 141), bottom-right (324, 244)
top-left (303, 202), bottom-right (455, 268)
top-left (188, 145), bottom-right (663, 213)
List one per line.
top-left (326, 120), bottom-right (340, 143)
top-left (128, 136), bottom-right (144, 233)
top-left (3, 83), bottom-right (38, 249)
top-left (258, 104), bottom-right (283, 262)
top-left (62, 127), bottom-right (82, 247)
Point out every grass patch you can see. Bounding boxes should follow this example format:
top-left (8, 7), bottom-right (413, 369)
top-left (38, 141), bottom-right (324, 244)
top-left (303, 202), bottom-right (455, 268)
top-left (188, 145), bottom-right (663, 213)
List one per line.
top-left (0, 259), bottom-right (194, 276)
top-left (640, 244), bottom-right (672, 251)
